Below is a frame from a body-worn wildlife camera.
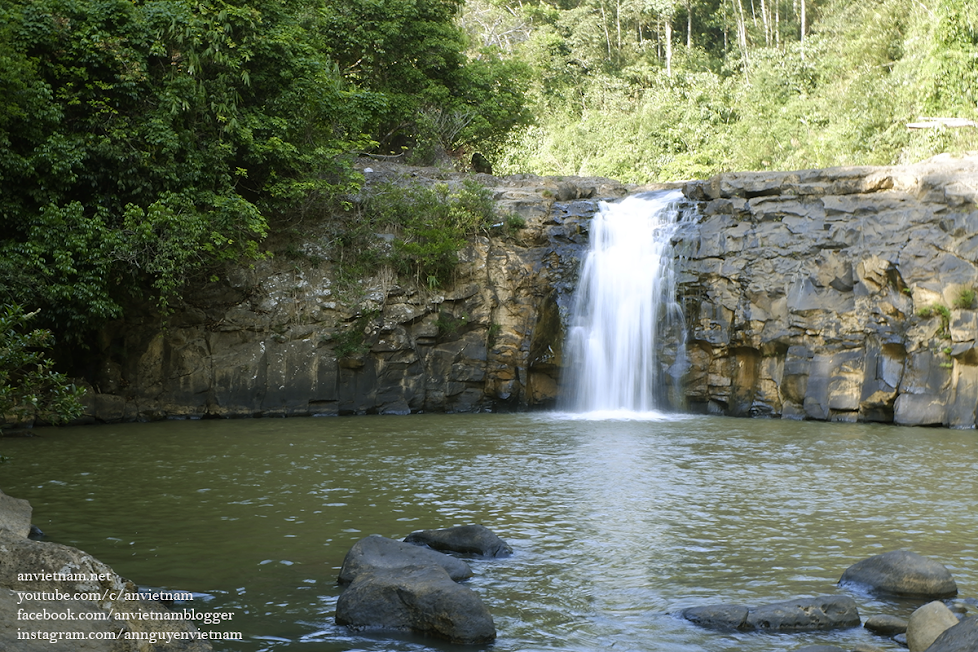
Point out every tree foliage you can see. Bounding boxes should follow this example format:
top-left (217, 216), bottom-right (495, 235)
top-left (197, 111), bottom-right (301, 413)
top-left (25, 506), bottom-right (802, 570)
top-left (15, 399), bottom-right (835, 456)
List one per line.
top-left (0, 0), bottom-right (376, 336)
top-left (319, 0), bottom-right (532, 159)
top-left (0, 0), bottom-right (532, 345)
top-left (482, 0), bottom-right (978, 180)
top-left (0, 305), bottom-right (84, 430)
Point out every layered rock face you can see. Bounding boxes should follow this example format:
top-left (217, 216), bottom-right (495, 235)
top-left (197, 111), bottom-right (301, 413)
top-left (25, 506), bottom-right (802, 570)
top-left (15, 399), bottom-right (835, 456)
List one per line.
top-left (81, 166), bottom-right (628, 419)
top-left (78, 155), bottom-right (978, 426)
top-left (676, 154), bottom-right (978, 426)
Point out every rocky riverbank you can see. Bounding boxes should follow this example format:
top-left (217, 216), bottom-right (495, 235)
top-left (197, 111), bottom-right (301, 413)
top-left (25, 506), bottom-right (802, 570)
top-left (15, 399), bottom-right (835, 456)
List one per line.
top-left (0, 489), bottom-right (211, 652)
top-left (71, 154), bottom-right (978, 427)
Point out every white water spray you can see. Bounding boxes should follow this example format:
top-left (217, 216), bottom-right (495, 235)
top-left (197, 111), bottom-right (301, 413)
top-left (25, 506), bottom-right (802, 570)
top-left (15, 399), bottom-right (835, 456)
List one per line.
top-left (563, 189), bottom-right (689, 415)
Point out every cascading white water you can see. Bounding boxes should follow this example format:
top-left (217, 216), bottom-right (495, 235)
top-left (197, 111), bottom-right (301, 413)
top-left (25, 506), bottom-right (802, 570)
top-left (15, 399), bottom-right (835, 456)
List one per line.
top-left (563, 189), bottom-right (688, 415)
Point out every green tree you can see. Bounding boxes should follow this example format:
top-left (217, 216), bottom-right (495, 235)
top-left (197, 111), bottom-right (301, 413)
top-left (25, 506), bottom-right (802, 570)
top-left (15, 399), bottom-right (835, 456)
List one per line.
top-left (0, 0), bottom-right (372, 336)
top-left (320, 0), bottom-right (532, 159)
top-left (0, 305), bottom-right (84, 432)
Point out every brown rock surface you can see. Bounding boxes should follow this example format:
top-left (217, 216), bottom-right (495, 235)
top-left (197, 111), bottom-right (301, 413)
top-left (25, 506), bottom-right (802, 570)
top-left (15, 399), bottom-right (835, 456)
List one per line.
top-left (677, 154), bottom-right (978, 425)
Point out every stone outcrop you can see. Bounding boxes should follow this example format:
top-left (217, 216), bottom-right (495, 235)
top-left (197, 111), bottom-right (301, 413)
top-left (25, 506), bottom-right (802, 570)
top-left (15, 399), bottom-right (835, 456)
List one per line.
top-left (70, 154), bottom-right (978, 426)
top-left (839, 550), bottom-right (958, 599)
top-left (906, 601), bottom-right (961, 652)
top-left (676, 154), bottom-right (978, 426)
top-left (403, 524), bottom-right (513, 558)
top-left (682, 595), bottom-right (860, 632)
top-left (335, 532), bottom-right (498, 644)
top-left (335, 565), bottom-right (496, 644)
top-left (863, 614), bottom-right (908, 636)
top-left (75, 164), bottom-right (630, 420)
top-left (337, 535), bottom-right (473, 584)
top-left (0, 488), bottom-right (32, 537)
top-left (0, 489), bottom-right (211, 652)
top-left (926, 616), bottom-right (978, 652)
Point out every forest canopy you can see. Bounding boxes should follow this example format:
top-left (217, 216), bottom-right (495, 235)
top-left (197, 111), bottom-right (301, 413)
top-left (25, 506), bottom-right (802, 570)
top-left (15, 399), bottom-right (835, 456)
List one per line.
top-left (479, 0), bottom-right (978, 180)
top-left (1, 0), bottom-right (976, 359)
top-left (0, 0), bottom-right (528, 340)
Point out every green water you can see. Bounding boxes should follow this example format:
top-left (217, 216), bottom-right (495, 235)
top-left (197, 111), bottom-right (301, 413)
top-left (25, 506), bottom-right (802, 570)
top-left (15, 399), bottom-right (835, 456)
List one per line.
top-left (1, 413), bottom-right (976, 651)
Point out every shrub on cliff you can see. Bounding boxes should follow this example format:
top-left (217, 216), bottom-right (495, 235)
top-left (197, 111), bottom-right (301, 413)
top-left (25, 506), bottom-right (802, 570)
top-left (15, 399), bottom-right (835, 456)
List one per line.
top-left (0, 305), bottom-right (84, 431)
top-left (335, 180), bottom-right (497, 288)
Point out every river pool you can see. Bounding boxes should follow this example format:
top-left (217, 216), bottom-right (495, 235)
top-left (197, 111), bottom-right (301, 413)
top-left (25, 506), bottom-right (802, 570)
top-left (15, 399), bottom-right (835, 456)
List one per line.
top-left (1, 413), bottom-right (976, 651)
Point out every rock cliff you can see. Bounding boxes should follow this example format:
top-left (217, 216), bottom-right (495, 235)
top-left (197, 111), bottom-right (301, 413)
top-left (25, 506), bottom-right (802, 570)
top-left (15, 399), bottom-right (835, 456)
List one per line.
top-left (677, 154), bottom-right (978, 426)
top-left (77, 154), bottom-right (978, 427)
top-left (79, 164), bottom-right (630, 419)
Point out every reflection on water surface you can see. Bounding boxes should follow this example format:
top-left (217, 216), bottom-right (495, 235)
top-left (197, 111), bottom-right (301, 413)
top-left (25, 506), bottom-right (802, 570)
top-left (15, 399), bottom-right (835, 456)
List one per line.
top-left (1, 413), bottom-right (976, 651)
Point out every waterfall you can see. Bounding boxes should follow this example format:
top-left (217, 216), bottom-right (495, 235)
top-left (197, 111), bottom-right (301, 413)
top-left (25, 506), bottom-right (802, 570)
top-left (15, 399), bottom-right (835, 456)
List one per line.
top-left (562, 189), bottom-right (689, 415)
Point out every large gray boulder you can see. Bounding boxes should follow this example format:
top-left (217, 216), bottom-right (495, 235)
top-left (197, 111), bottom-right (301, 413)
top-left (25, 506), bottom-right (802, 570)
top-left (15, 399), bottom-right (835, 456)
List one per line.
top-left (0, 491), bottom-right (210, 652)
top-left (403, 525), bottom-right (512, 558)
top-left (926, 615), bottom-right (978, 652)
top-left (683, 595), bottom-right (860, 632)
top-left (335, 564), bottom-right (496, 644)
top-left (745, 595), bottom-right (861, 631)
top-left (906, 601), bottom-right (960, 652)
top-left (864, 614), bottom-right (908, 636)
top-left (681, 604), bottom-right (749, 629)
top-left (0, 488), bottom-right (32, 537)
top-left (337, 535), bottom-right (473, 584)
top-left (839, 550), bottom-right (958, 599)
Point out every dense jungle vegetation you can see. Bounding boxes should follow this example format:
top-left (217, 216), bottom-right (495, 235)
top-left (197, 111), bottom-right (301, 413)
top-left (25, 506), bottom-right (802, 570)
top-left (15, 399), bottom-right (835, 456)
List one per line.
top-left (0, 0), bottom-right (976, 423)
top-left (480, 0), bottom-right (978, 180)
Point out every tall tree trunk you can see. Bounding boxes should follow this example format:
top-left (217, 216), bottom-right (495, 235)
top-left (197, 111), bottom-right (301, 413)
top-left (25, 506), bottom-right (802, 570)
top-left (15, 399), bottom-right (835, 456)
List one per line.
top-left (775, 0), bottom-right (780, 48)
top-left (600, 1), bottom-right (612, 59)
top-left (665, 17), bottom-right (673, 76)
top-left (723, 2), bottom-right (730, 57)
top-left (615, 0), bottom-right (622, 52)
top-left (687, 0), bottom-right (692, 49)
top-left (800, 0), bottom-right (806, 60)
top-left (734, 0), bottom-right (750, 81)
top-left (760, 0), bottom-right (770, 46)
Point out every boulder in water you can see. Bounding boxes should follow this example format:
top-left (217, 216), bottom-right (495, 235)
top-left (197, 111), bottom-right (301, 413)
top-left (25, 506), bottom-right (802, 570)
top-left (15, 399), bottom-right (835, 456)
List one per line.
top-left (925, 615), bottom-right (978, 652)
top-left (906, 601), bottom-right (961, 652)
top-left (335, 564), bottom-right (496, 644)
top-left (839, 550), bottom-right (957, 599)
top-left (681, 604), bottom-right (748, 629)
top-left (337, 535), bottom-right (473, 584)
top-left (744, 595), bottom-right (861, 631)
top-left (863, 613), bottom-right (908, 636)
top-left (403, 524), bottom-right (512, 558)
top-left (683, 595), bottom-right (860, 632)
top-left (0, 489), bottom-right (32, 537)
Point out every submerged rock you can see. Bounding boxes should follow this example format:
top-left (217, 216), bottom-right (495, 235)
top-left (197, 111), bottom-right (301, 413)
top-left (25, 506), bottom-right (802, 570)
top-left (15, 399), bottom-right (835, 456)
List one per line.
top-left (852, 644), bottom-right (888, 652)
top-left (681, 604), bottom-right (748, 630)
top-left (906, 601), bottom-right (961, 652)
top-left (337, 535), bottom-right (473, 585)
top-left (839, 550), bottom-right (958, 599)
top-left (403, 524), bottom-right (513, 558)
top-left (745, 595), bottom-right (861, 631)
top-left (926, 615), bottom-right (978, 652)
top-left (864, 613), bottom-right (908, 636)
top-left (683, 595), bottom-right (860, 632)
top-left (335, 564), bottom-right (496, 644)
